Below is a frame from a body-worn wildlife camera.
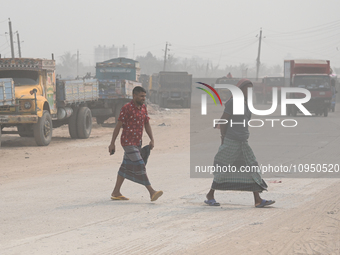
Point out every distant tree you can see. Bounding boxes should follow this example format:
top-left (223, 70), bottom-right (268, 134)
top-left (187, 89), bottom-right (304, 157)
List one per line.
top-left (56, 52), bottom-right (77, 78)
top-left (56, 52), bottom-right (94, 79)
top-left (136, 52), bottom-right (163, 75)
top-left (166, 54), bottom-right (179, 71)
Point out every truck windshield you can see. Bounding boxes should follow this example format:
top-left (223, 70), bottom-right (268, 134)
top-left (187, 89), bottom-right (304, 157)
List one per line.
top-left (294, 76), bottom-right (330, 90)
top-left (0, 70), bottom-right (39, 86)
top-left (160, 75), bottom-right (191, 89)
top-left (264, 77), bottom-right (284, 87)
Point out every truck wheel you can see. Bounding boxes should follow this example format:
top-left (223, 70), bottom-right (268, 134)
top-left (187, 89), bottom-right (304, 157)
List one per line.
top-left (18, 125), bottom-right (34, 137)
top-left (68, 106), bottom-right (79, 139)
top-left (33, 110), bottom-right (53, 146)
top-left (323, 108), bottom-right (328, 117)
top-left (77, 107), bottom-right (92, 139)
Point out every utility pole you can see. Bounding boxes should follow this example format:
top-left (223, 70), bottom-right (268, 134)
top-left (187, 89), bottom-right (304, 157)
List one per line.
top-left (16, 32), bottom-right (21, 58)
top-left (8, 19), bottom-right (15, 58)
top-left (77, 50), bottom-right (79, 78)
top-left (163, 42), bottom-right (170, 71)
top-left (256, 28), bottom-right (262, 81)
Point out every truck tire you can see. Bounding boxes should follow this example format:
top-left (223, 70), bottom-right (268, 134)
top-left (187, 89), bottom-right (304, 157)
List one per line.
top-left (323, 108), bottom-right (328, 117)
top-left (33, 110), bottom-right (53, 146)
top-left (77, 107), bottom-right (92, 139)
top-left (68, 106), bottom-right (79, 139)
top-left (18, 125), bottom-right (34, 137)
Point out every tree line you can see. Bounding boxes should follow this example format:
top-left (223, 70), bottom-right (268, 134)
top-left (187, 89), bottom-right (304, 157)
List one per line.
top-left (56, 51), bottom-right (340, 79)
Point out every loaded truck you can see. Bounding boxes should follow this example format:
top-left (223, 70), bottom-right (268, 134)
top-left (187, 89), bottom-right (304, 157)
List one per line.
top-left (0, 57), bottom-right (98, 147)
top-left (261, 76), bottom-right (284, 104)
top-left (139, 74), bottom-right (150, 98)
top-left (284, 59), bottom-right (333, 117)
top-left (149, 71), bottom-right (192, 108)
top-left (90, 58), bottom-right (141, 124)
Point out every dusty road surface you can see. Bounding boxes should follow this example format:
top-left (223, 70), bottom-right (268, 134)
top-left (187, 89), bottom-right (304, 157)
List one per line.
top-left (1, 102), bottom-right (340, 255)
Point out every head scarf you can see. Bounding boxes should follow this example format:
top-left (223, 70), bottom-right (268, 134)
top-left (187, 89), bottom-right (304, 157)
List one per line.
top-left (226, 78), bottom-right (253, 101)
top-left (236, 78), bottom-right (253, 89)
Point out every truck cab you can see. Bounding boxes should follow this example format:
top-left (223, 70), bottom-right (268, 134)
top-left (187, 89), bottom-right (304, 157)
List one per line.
top-left (292, 74), bottom-right (332, 116)
top-left (149, 71), bottom-right (192, 108)
top-left (284, 59), bottom-right (332, 117)
top-left (92, 57), bottom-right (141, 124)
top-left (0, 58), bottom-right (56, 146)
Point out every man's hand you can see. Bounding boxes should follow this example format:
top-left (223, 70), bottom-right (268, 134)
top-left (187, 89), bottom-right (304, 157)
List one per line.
top-left (149, 140), bottom-right (154, 150)
top-left (108, 143), bottom-right (116, 155)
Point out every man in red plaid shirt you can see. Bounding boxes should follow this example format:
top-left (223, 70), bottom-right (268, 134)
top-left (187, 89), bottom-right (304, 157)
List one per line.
top-left (108, 86), bottom-right (163, 202)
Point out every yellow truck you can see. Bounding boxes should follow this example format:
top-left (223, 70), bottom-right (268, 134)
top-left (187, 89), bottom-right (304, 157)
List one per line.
top-left (0, 58), bottom-right (98, 147)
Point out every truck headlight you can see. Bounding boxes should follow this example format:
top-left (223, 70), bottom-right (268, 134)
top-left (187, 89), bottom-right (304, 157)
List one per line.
top-left (24, 101), bottom-right (32, 109)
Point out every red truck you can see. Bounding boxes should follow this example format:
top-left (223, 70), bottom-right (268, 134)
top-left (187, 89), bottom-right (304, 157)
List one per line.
top-left (284, 59), bottom-right (333, 117)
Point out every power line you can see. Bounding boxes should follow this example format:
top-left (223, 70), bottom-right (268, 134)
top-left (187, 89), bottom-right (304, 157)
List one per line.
top-left (265, 19), bottom-right (340, 37)
top-left (173, 29), bottom-right (259, 48)
top-left (172, 38), bottom-right (257, 56)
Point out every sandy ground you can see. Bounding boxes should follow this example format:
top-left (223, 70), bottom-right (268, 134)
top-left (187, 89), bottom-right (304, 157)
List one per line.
top-left (0, 102), bottom-right (340, 255)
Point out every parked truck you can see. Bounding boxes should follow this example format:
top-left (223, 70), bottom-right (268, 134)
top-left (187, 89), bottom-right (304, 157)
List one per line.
top-left (149, 71), bottom-right (192, 108)
top-left (0, 58), bottom-right (98, 147)
top-left (139, 74), bottom-right (150, 98)
top-left (261, 76), bottom-right (284, 104)
top-left (284, 59), bottom-right (333, 117)
top-left (90, 58), bottom-right (141, 124)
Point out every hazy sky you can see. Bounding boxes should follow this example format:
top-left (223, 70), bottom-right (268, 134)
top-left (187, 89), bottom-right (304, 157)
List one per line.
top-left (1, 0), bottom-right (340, 70)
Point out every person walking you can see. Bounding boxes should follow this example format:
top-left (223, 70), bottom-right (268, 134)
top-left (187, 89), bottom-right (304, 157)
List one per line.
top-left (108, 86), bottom-right (163, 202)
top-left (205, 79), bottom-right (275, 208)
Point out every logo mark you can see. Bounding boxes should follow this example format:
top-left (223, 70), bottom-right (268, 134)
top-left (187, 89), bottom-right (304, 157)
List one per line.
top-left (197, 82), bottom-right (312, 116)
top-left (196, 82), bottom-right (223, 115)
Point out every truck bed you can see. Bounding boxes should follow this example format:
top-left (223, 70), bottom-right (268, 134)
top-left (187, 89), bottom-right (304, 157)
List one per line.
top-left (98, 79), bottom-right (141, 99)
top-left (57, 79), bottom-right (99, 105)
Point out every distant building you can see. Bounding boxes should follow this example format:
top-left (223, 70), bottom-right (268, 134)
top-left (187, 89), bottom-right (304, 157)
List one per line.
top-left (119, 45), bottom-right (128, 58)
top-left (94, 45), bottom-right (128, 63)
